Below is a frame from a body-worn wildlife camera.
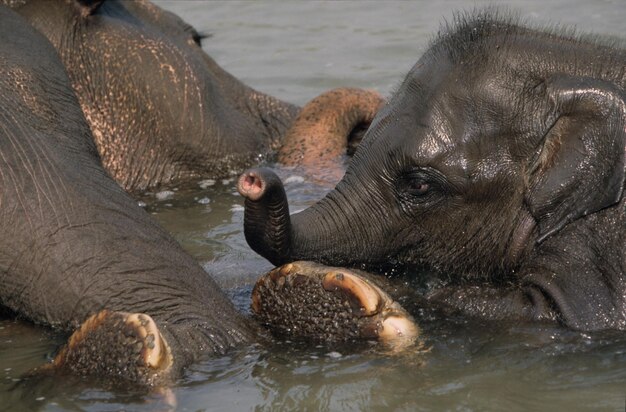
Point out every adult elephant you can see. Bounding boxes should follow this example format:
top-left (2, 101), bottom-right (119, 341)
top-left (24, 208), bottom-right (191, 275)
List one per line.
top-left (0, 5), bottom-right (412, 387)
top-left (240, 12), bottom-right (626, 332)
top-left (0, 4), bottom-right (254, 386)
top-left (7, 0), bottom-right (383, 192)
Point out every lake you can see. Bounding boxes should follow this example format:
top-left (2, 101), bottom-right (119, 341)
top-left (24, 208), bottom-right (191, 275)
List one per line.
top-left (1, 1), bottom-right (624, 410)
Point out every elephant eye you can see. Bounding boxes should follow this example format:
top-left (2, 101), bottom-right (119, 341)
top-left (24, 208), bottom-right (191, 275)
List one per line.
top-left (397, 168), bottom-right (448, 204)
top-left (183, 24), bottom-right (209, 47)
top-left (408, 180), bottom-right (430, 196)
top-left (399, 173), bottom-right (432, 198)
top-left (191, 31), bottom-right (208, 46)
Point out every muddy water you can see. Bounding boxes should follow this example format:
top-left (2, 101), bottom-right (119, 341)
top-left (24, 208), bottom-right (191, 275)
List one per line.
top-left (1, 1), bottom-right (625, 411)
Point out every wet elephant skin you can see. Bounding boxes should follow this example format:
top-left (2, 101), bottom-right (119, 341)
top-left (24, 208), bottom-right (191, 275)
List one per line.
top-left (0, 3), bottom-right (388, 386)
top-left (0, 5), bottom-right (257, 383)
top-left (9, 0), bottom-right (300, 192)
top-left (240, 12), bottom-right (626, 332)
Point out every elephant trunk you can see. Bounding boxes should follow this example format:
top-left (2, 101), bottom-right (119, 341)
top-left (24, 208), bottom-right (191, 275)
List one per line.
top-left (238, 168), bottom-right (374, 266)
top-left (238, 168), bottom-right (292, 266)
top-left (278, 88), bottom-right (384, 168)
top-left (237, 89), bottom-right (387, 265)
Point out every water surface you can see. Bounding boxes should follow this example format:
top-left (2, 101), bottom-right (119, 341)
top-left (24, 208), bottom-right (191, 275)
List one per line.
top-left (1, 1), bottom-right (625, 411)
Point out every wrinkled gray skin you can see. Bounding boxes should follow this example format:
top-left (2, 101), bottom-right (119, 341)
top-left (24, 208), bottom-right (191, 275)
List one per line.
top-left (0, 5), bottom-right (257, 380)
top-left (241, 13), bottom-right (626, 331)
top-left (7, 0), bottom-right (300, 192)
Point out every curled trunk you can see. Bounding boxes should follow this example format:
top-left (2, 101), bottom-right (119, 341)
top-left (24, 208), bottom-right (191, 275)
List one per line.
top-left (277, 88), bottom-right (384, 183)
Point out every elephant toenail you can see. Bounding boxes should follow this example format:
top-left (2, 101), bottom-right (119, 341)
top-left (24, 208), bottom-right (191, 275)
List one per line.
top-left (280, 263), bottom-right (293, 275)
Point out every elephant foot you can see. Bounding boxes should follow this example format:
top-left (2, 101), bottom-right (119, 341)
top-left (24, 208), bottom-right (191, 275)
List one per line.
top-left (53, 310), bottom-right (172, 386)
top-left (252, 261), bottom-right (419, 348)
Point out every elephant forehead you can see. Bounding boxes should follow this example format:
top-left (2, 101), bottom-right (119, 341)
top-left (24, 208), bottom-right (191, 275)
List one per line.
top-left (412, 121), bottom-right (458, 165)
top-left (417, 84), bottom-right (520, 171)
top-left (404, 95), bottom-right (474, 172)
top-left (363, 57), bottom-right (518, 179)
top-left (369, 119), bottom-right (470, 179)
top-left (382, 104), bottom-right (515, 182)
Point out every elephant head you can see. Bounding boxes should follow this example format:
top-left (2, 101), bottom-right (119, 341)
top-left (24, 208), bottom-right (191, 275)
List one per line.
top-left (12, 0), bottom-right (296, 191)
top-left (8, 0), bottom-right (382, 192)
top-left (239, 14), bottom-right (625, 282)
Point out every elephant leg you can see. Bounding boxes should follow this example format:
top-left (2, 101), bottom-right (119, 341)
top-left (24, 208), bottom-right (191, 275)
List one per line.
top-left (51, 311), bottom-right (173, 386)
top-left (252, 261), bottom-right (419, 350)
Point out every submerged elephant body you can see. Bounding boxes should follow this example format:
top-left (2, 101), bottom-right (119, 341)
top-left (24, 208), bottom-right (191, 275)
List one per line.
top-left (0, 5), bottom-right (263, 384)
top-left (241, 14), bottom-right (626, 331)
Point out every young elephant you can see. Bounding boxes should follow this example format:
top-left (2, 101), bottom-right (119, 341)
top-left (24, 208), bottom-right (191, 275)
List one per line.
top-left (240, 12), bottom-right (626, 332)
top-left (7, 0), bottom-right (382, 192)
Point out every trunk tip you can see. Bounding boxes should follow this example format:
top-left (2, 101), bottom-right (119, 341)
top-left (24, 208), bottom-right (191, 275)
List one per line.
top-left (237, 169), bottom-right (264, 201)
top-left (237, 168), bottom-right (282, 201)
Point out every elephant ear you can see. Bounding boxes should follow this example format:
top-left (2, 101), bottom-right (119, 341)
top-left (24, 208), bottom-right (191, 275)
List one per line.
top-left (526, 75), bottom-right (625, 243)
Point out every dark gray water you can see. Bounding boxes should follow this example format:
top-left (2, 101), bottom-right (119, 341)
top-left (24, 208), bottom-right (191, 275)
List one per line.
top-left (1, 1), bottom-right (625, 410)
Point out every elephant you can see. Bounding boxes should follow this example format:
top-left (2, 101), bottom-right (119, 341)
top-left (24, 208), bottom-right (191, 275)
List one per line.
top-left (239, 12), bottom-right (626, 333)
top-left (5, 0), bottom-right (383, 192)
top-left (0, 4), bottom-right (252, 385)
top-left (0, 5), bottom-right (413, 387)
